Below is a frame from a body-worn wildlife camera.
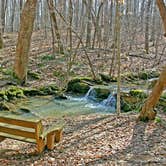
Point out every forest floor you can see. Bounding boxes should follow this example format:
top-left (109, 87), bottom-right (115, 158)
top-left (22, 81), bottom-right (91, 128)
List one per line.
top-left (0, 113), bottom-right (166, 166)
top-left (0, 31), bottom-right (166, 165)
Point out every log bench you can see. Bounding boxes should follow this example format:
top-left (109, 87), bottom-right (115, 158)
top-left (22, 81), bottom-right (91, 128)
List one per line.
top-left (0, 115), bottom-right (63, 153)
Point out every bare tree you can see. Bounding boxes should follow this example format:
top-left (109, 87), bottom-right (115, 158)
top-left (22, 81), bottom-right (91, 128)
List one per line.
top-left (138, 0), bottom-right (166, 121)
top-left (47, 0), bottom-right (64, 53)
top-left (14, 0), bottom-right (37, 84)
top-left (145, 0), bottom-right (152, 54)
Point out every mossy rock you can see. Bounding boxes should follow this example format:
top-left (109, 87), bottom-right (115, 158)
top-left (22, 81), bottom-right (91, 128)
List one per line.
top-left (6, 86), bottom-right (25, 100)
top-left (99, 73), bottom-right (117, 83)
top-left (67, 76), bottom-right (102, 92)
top-left (39, 85), bottom-right (58, 95)
top-left (54, 93), bottom-right (67, 100)
top-left (68, 82), bottom-right (90, 94)
top-left (2, 68), bottom-right (13, 76)
top-left (121, 91), bottom-right (145, 112)
top-left (121, 92), bottom-right (139, 104)
top-left (0, 86), bottom-right (25, 101)
top-left (0, 102), bottom-right (10, 111)
top-left (67, 77), bottom-right (93, 92)
top-left (129, 89), bottom-right (147, 98)
top-left (0, 90), bottom-right (8, 101)
top-left (121, 101), bottom-right (132, 112)
top-left (121, 72), bottom-right (138, 81)
top-left (138, 71), bottom-right (159, 80)
top-left (23, 88), bottom-right (43, 96)
top-left (28, 71), bottom-right (40, 80)
top-left (93, 86), bottom-right (110, 99)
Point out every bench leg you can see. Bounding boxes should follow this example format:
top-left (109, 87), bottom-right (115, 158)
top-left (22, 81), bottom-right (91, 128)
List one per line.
top-left (0, 136), bottom-right (5, 142)
top-left (55, 129), bottom-right (63, 143)
top-left (36, 138), bottom-right (45, 153)
top-left (47, 132), bottom-right (55, 150)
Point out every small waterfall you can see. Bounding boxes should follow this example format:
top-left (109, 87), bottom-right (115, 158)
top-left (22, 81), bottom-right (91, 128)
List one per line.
top-left (102, 93), bottom-right (116, 109)
top-left (84, 87), bottom-right (97, 101)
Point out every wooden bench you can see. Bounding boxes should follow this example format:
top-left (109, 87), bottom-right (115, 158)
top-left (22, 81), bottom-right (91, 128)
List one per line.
top-left (0, 115), bottom-right (63, 153)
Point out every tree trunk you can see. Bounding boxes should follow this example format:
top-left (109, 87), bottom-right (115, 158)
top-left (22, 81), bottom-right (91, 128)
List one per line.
top-left (10, 0), bottom-right (16, 32)
top-left (86, 0), bottom-right (92, 47)
top-left (138, 0), bottom-right (166, 121)
top-left (138, 67), bottom-right (166, 121)
top-left (0, 31), bottom-right (3, 49)
top-left (116, 0), bottom-right (121, 116)
top-left (144, 0), bottom-right (151, 54)
top-left (47, 0), bottom-right (64, 54)
top-left (1, 0), bottom-right (6, 33)
top-left (156, 0), bottom-right (166, 36)
top-left (14, 0), bottom-right (37, 84)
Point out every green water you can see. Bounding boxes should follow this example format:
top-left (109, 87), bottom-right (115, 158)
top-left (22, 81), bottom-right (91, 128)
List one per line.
top-left (0, 95), bottom-right (115, 120)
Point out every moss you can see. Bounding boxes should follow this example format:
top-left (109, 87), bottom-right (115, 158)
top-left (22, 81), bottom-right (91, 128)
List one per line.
top-left (121, 71), bottom-right (159, 82)
top-left (121, 91), bottom-right (145, 113)
top-left (129, 89), bottom-right (147, 98)
top-left (27, 71), bottom-right (40, 80)
top-left (41, 54), bottom-right (55, 61)
top-left (68, 82), bottom-right (90, 94)
top-left (39, 85), bottom-right (58, 95)
top-left (0, 102), bottom-right (10, 111)
top-left (138, 71), bottom-right (159, 80)
top-left (155, 117), bottom-right (161, 123)
top-left (2, 68), bottom-right (13, 76)
top-left (138, 72), bottom-right (148, 80)
top-left (99, 73), bottom-right (117, 83)
top-left (67, 77), bottom-right (92, 92)
top-left (0, 86), bottom-right (25, 101)
top-left (122, 102), bottom-right (132, 112)
top-left (161, 92), bottom-right (166, 99)
top-left (6, 86), bottom-right (25, 99)
top-left (93, 86), bottom-right (110, 99)
top-left (23, 88), bottom-right (43, 96)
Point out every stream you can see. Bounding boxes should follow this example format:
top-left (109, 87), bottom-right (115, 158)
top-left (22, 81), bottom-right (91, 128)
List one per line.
top-left (0, 87), bottom-right (118, 119)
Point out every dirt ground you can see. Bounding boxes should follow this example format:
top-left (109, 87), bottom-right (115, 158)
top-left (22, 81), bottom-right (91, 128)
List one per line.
top-left (0, 31), bottom-right (166, 166)
top-left (0, 113), bottom-right (166, 166)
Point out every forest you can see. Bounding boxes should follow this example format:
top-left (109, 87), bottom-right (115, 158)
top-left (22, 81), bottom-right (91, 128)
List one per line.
top-left (0, 0), bottom-right (166, 165)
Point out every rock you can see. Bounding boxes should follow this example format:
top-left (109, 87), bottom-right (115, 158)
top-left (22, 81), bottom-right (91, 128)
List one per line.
top-left (68, 82), bottom-right (90, 94)
top-left (23, 88), bottom-right (43, 96)
top-left (129, 89), bottom-right (147, 98)
top-left (27, 71), bottom-right (40, 80)
top-left (6, 86), bottom-right (25, 99)
top-left (39, 85), bottom-right (58, 95)
top-left (67, 77), bottom-right (95, 94)
top-left (0, 102), bottom-right (10, 111)
top-left (54, 93), bottom-right (67, 100)
top-left (99, 73), bottom-right (117, 83)
top-left (0, 86), bottom-right (25, 101)
top-left (138, 70), bottom-right (159, 80)
top-left (121, 70), bottom-right (159, 82)
top-left (93, 86), bottom-right (110, 100)
top-left (120, 89), bottom-right (147, 112)
top-left (67, 77), bottom-right (103, 93)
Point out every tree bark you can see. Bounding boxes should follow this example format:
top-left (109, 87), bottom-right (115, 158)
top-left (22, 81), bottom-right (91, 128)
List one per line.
top-left (156, 0), bottom-right (166, 36)
top-left (14, 0), bottom-right (37, 84)
top-left (138, 0), bottom-right (166, 121)
top-left (1, 0), bottom-right (6, 33)
top-left (145, 0), bottom-right (151, 54)
top-left (138, 67), bottom-right (166, 121)
top-left (47, 0), bottom-right (64, 53)
top-left (86, 0), bottom-right (92, 47)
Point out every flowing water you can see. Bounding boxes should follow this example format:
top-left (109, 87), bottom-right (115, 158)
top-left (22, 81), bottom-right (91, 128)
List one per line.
top-left (0, 87), bottom-right (118, 119)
